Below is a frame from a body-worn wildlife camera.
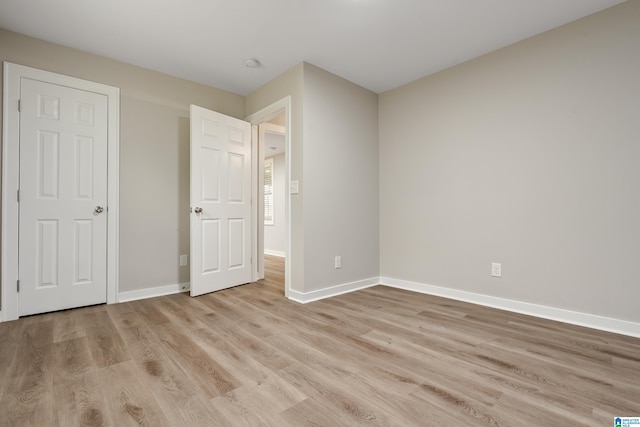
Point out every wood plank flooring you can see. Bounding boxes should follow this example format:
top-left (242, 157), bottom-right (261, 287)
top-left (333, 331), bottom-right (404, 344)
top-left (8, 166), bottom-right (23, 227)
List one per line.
top-left (1, 255), bottom-right (639, 426)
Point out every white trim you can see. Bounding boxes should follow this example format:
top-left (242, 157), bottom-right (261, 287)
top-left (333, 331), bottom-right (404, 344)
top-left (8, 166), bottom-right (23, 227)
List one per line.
top-left (264, 249), bottom-right (285, 258)
top-left (118, 283), bottom-right (189, 303)
top-left (246, 96), bottom-right (292, 298)
top-left (1, 62), bottom-right (120, 321)
top-left (288, 277), bottom-right (379, 304)
top-left (380, 277), bottom-right (640, 339)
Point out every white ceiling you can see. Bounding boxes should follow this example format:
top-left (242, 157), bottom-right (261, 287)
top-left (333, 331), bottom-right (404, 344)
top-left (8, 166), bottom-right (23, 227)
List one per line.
top-left (0, 0), bottom-right (625, 95)
top-left (264, 132), bottom-right (285, 158)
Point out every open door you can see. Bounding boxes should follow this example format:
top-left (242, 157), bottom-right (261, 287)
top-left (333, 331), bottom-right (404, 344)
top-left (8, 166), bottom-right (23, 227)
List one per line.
top-left (190, 105), bottom-right (252, 296)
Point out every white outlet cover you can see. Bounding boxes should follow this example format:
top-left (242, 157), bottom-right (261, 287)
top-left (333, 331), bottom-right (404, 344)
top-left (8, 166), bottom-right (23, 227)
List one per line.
top-left (491, 263), bottom-right (502, 277)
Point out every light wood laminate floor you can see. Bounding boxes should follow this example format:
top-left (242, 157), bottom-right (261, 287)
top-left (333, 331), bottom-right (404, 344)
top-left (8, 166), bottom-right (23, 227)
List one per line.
top-left (1, 255), bottom-right (639, 426)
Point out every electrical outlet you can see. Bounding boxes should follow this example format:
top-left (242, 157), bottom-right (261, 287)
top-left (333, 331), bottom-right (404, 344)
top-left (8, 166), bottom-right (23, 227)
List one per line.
top-left (335, 256), bottom-right (342, 269)
top-left (491, 263), bottom-right (502, 277)
top-left (180, 254), bottom-right (188, 267)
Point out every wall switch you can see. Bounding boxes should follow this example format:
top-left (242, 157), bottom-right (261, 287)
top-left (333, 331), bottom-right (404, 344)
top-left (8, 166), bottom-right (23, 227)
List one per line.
top-left (180, 254), bottom-right (188, 267)
top-left (335, 256), bottom-right (342, 269)
top-left (290, 180), bottom-right (299, 194)
top-left (491, 263), bottom-right (502, 277)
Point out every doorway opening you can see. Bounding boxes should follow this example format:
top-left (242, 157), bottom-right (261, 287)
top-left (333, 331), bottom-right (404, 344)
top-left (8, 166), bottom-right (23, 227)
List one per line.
top-left (246, 97), bottom-right (291, 298)
top-left (261, 120), bottom-right (286, 257)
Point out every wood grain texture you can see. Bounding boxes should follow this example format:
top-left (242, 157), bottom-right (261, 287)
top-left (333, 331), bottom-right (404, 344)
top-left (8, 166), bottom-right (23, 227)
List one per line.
top-left (1, 255), bottom-right (639, 426)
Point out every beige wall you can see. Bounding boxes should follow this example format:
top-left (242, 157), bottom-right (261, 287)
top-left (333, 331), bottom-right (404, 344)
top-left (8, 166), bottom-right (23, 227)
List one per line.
top-left (379, 1), bottom-right (640, 322)
top-left (0, 27), bottom-right (380, 303)
top-left (0, 28), bottom-right (245, 303)
top-left (246, 63), bottom-right (379, 293)
top-left (4, 1), bottom-right (636, 325)
top-left (302, 63), bottom-right (379, 292)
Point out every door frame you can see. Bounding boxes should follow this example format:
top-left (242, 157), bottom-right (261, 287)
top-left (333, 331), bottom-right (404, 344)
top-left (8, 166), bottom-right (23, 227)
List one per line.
top-left (1, 62), bottom-right (120, 321)
top-left (246, 96), bottom-right (291, 298)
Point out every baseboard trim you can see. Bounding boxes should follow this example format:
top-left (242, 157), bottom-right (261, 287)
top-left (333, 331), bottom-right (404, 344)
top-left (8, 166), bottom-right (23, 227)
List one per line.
top-left (288, 277), bottom-right (379, 304)
top-left (264, 249), bottom-right (285, 258)
top-left (380, 276), bottom-right (640, 338)
top-left (118, 282), bottom-right (189, 303)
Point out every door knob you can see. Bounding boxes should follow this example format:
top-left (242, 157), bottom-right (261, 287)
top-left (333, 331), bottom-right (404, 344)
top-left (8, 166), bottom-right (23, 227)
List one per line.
top-left (94, 206), bottom-right (104, 214)
top-left (194, 207), bottom-right (203, 214)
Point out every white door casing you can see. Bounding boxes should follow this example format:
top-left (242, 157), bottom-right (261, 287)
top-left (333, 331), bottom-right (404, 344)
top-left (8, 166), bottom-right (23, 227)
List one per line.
top-left (18, 78), bottom-right (108, 316)
top-left (190, 105), bottom-right (252, 296)
top-left (2, 62), bottom-right (119, 321)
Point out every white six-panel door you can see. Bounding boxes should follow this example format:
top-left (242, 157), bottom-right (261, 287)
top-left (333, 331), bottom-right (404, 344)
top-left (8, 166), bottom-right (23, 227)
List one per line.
top-left (190, 105), bottom-right (252, 296)
top-left (18, 78), bottom-right (108, 316)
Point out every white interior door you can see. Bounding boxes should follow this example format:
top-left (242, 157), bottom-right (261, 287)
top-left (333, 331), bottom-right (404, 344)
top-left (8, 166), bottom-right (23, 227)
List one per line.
top-left (18, 78), bottom-right (108, 316)
top-left (190, 105), bottom-right (252, 296)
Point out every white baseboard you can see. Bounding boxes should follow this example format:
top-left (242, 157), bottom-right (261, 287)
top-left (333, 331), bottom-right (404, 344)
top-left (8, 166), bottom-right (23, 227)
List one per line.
top-left (118, 282), bottom-right (190, 303)
top-left (380, 276), bottom-right (640, 339)
top-left (7, 272), bottom-right (638, 338)
top-left (288, 277), bottom-right (379, 304)
top-left (264, 249), bottom-right (285, 257)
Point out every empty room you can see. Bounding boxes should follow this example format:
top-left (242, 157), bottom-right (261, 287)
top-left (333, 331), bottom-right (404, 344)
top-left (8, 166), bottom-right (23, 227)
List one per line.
top-left (1, 0), bottom-right (639, 425)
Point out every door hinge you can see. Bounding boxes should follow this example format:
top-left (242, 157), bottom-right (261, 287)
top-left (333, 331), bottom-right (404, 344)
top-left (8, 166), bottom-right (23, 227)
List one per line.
top-left (18, 99), bottom-right (21, 112)
top-left (17, 280), bottom-right (20, 292)
top-left (17, 189), bottom-right (20, 202)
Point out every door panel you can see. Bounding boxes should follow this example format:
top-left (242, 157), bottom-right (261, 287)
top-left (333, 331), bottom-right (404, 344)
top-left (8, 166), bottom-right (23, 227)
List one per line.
top-left (18, 78), bottom-right (108, 316)
top-left (228, 218), bottom-right (245, 268)
top-left (202, 219), bottom-right (221, 273)
top-left (37, 219), bottom-right (59, 287)
top-left (190, 105), bottom-right (252, 296)
top-left (74, 219), bottom-right (93, 283)
top-left (228, 152), bottom-right (244, 202)
top-left (38, 130), bottom-right (60, 197)
top-left (75, 136), bottom-right (95, 199)
top-left (201, 147), bottom-right (220, 201)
